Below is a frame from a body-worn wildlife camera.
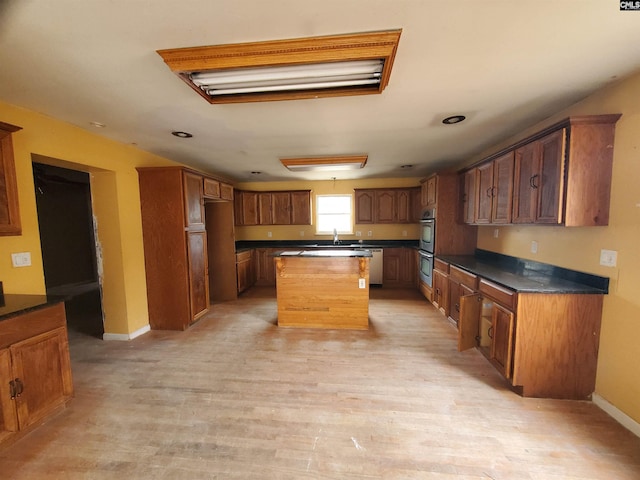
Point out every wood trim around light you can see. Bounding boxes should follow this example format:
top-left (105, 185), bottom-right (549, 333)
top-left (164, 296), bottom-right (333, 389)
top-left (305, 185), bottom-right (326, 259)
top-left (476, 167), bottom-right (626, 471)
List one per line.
top-left (157, 30), bottom-right (401, 104)
top-left (280, 155), bottom-right (368, 170)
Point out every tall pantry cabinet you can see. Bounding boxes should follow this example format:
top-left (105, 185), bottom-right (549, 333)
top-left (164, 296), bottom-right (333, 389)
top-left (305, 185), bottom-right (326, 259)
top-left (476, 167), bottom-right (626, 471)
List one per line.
top-left (138, 167), bottom-right (210, 330)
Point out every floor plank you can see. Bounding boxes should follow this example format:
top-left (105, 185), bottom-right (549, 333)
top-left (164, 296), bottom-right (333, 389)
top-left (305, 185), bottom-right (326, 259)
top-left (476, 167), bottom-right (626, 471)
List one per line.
top-left (1, 287), bottom-right (638, 479)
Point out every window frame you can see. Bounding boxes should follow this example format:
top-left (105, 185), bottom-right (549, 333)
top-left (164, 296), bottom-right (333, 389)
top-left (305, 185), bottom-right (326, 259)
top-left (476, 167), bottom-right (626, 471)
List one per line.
top-left (315, 194), bottom-right (353, 235)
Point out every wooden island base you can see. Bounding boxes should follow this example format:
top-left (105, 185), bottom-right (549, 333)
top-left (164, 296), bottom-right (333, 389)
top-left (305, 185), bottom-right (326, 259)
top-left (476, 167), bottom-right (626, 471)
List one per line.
top-left (275, 253), bottom-right (370, 330)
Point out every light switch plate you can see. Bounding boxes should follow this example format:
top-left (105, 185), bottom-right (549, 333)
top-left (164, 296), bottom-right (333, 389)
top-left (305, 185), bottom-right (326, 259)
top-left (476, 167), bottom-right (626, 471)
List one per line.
top-left (600, 249), bottom-right (617, 267)
top-left (11, 252), bottom-right (32, 267)
top-left (358, 278), bottom-right (366, 289)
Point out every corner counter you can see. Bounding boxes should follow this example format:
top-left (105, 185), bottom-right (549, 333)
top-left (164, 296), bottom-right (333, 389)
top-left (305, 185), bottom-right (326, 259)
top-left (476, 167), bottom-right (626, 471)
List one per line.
top-left (274, 249), bottom-right (372, 330)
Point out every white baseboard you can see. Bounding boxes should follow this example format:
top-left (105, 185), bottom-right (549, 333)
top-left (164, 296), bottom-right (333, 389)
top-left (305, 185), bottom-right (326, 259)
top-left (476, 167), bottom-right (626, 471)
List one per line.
top-left (593, 393), bottom-right (640, 438)
top-left (102, 324), bottom-right (150, 341)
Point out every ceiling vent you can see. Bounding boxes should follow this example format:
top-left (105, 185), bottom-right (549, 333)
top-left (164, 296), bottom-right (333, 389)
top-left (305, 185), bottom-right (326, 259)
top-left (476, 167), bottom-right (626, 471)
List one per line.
top-left (157, 30), bottom-right (401, 104)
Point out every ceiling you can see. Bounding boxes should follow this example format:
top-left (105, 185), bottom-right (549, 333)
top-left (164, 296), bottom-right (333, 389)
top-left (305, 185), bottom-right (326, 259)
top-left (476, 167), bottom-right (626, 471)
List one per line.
top-left (1, 1), bottom-right (640, 183)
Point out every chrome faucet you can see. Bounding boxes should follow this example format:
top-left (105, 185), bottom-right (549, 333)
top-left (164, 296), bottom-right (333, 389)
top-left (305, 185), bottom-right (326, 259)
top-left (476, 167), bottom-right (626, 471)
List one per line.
top-left (333, 228), bottom-right (339, 245)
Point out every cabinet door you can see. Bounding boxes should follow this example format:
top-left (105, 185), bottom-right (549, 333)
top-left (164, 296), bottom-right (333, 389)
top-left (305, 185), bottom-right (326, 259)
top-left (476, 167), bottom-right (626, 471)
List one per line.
top-left (187, 231), bottom-right (209, 322)
top-left (236, 257), bottom-right (250, 293)
top-left (382, 248), bottom-right (401, 284)
top-left (535, 129), bottom-right (566, 224)
top-left (258, 193), bottom-right (273, 225)
top-left (0, 123), bottom-right (22, 236)
top-left (203, 178), bottom-right (221, 199)
top-left (474, 162), bottom-right (493, 224)
top-left (354, 190), bottom-right (374, 224)
top-left (0, 348), bottom-right (18, 442)
top-left (290, 191), bottom-right (311, 225)
top-left (219, 183), bottom-right (234, 201)
top-left (512, 141), bottom-right (539, 224)
top-left (182, 171), bottom-right (205, 228)
top-left (11, 328), bottom-right (73, 430)
top-left (432, 269), bottom-right (449, 316)
top-left (424, 176), bottom-right (437, 207)
top-left (448, 279), bottom-right (461, 325)
top-left (410, 187), bottom-right (422, 222)
top-left (375, 190), bottom-right (396, 223)
top-left (458, 293), bottom-right (481, 351)
top-left (396, 190), bottom-right (411, 223)
top-left (462, 170), bottom-right (476, 224)
top-left (490, 304), bottom-right (515, 379)
top-left (241, 192), bottom-right (259, 226)
top-left (255, 248), bottom-right (276, 286)
top-left (272, 192), bottom-right (291, 225)
top-left (491, 152), bottom-right (514, 224)
top-left (401, 248), bottom-right (417, 285)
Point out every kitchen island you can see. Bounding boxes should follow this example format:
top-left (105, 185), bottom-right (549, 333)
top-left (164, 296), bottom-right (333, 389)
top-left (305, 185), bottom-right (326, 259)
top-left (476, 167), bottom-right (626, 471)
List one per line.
top-left (274, 249), bottom-right (372, 330)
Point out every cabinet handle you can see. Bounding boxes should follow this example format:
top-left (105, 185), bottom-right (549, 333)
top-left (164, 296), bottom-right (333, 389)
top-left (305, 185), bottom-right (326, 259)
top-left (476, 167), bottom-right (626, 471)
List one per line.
top-left (488, 326), bottom-right (494, 339)
top-left (486, 187), bottom-right (492, 197)
top-left (455, 303), bottom-right (460, 312)
top-left (15, 378), bottom-right (24, 397)
top-left (9, 380), bottom-right (16, 399)
top-left (529, 174), bottom-right (539, 189)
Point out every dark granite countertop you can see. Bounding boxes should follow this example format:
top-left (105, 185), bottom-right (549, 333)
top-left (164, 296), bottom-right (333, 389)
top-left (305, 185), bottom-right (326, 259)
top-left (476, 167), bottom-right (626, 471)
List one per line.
top-left (236, 240), bottom-right (418, 252)
top-left (437, 250), bottom-right (608, 294)
top-left (274, 249), bottom-right (372, 258)
top-left (0, 294), bottom-right (66, 321)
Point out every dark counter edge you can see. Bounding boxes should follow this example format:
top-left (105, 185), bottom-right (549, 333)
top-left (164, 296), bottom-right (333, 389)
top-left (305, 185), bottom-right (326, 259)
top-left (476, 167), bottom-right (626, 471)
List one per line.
top-left (236, 239), bottom-right (419, 252)
top-left (0, 294), bottom-right (68, 322)
top-left (439, 249), bottom-right (609, 294)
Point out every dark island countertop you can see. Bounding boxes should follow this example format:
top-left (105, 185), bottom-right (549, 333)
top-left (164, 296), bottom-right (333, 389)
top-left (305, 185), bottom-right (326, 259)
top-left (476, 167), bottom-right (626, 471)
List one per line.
top-left (236, 239), bottom-right (418, 253)
top-left (438, 250), bottom-right (609, 295)
top-left (274, 249), bottom-right (372, 258)
top-left (0, 294), bottom-right (66, 321)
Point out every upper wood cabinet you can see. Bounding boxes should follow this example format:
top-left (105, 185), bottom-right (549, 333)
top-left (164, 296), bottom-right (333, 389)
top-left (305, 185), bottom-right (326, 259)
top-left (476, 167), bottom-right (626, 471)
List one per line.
top-left (474, 151), bottom-right (514, 224)
top-left (203, 177), bottom-right (234, 202)
top-left (0, 121), bottom-right (22, 236)
top-left (422, 175), bottom-right (437, 207)
top-left (234, 190), bottom-right (311, 226)
top-left (183, 171), bottom-right (205, 229)
top-left (463, 114), bottom-right (621, 227)
top-left (462, 169), bottom-right (476, 224)
top-left (354, 187), bottom-right (420, 224)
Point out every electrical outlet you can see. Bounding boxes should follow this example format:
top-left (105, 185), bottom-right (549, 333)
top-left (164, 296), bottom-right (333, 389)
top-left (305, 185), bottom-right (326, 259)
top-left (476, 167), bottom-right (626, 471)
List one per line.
top-left (367, 231), bottom-right (373, 237)
top-left (531, 241), bottom-right (538, 254)
top-left (493, 228), bottom-right (499, 238)
top-left (355, 231), bottom-right (362, 237)
top-left (600, 249), bottom-right (617, 267)
top-left (402, 230), bottom-right (407, 237)
top-left (267, 231), bottom-right (272, 238)
top-left (358, 278), bottom-right (366, 289)
top-left (11, 252), bottom-right (32, 267)
top-left (299, 231), bottom-right (304, 237)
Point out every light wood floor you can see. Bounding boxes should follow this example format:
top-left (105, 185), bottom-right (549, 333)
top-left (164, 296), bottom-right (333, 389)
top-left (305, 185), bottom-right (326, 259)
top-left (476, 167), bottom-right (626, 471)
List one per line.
top-left (2, 287), bottom-right (639, 479)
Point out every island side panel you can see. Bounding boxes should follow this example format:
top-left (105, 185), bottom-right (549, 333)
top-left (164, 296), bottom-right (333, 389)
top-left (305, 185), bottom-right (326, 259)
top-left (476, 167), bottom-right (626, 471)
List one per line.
top-left (275, 256), bottom-right (369, 330)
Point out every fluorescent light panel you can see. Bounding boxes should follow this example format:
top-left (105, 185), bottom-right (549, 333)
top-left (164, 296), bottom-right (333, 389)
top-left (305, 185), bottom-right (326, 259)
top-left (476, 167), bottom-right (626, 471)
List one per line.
top-left (280, 155), bottom-right (368, 172)
top-left (157, 30), bottom-right (401, 104)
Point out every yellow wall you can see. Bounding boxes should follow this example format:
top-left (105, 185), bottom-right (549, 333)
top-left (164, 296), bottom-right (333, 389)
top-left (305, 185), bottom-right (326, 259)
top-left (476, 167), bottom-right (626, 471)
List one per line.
top-left (469, 71), bottom-right (640, 424)
top-left (0, 100), bottom-right (178, 335)
top-left (235, 178), bottom-right (421, 242)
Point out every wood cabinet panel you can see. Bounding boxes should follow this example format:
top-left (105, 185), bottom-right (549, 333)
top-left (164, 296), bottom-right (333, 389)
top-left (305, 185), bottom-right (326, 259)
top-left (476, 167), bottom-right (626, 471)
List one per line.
top-left (491, 152), bottom-right (514, 224)
top-left (290, 191), bottom-right (311, 225)
top-left (187, 231), bottom-right (209, 322)
top-left (236, 250), bottom-right (253, 294)
top-left (432, 268), bottom-right (449, 316)
top-left (258, 193), bottom-right (272, 225)
top-left (272, 192), bottom-right (291, 224)
top-left (423, 175), bottom-right (437, 207)
top-left (475, 162), bottom-right (493, 224)
top-left (535, 130), bottom-right (565, 224)
top-left (490, 304), bottom-right (515, 379)
top-left (255, 248), bottom-right (277, 286)
top-left (203, 177), bottom-right (221, 199)
top-left (396, 190), bottom-right (411, 223)
top-left (0, 303), bottom-right (73, 447)
top-left (241, 191), bottom-right (259, 226)
top-left (462, 170), bottom-right (476, 224)
top-left (354, 190), bottom-right (374, 224)
top-left (219, 182), bottom-right (234, 201)
top-left (183, 171), bottom-right (205, 228)
top-left (512, 141), bottom-right (538, 224)
top-left (0, 121), bottom-right (22, 236)
top-left (375, 190), bottom-right (396, 223)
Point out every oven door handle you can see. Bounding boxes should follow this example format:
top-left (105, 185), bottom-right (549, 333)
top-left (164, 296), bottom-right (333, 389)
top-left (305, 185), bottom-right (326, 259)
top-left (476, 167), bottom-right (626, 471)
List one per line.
top-left (418, 250), bottom-right (433, 259)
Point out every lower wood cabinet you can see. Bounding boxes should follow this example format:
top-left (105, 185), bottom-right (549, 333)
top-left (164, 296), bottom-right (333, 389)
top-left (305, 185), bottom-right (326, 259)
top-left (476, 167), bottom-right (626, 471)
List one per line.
top-left (0, 302), bottom-right (73, 447)
top-left (457, 278), bottom-right (603, 399)
top-left (382, 248), bottom-right (416, 288)
top-left (254, 248), bottom-right (277, 286)
top-left (236, 250), bottom-right (255, 294)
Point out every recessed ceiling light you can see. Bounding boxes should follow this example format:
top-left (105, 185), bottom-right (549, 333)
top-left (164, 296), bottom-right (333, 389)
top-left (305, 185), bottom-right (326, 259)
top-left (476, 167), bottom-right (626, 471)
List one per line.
top-left (401, 164), bottom-right (413, 169)
top-left (90, 121), bottom-right (106, 128)
top-left (250, 171), bottom-right (262, 175)
top-left (171, 131), bottom-right (193, 138)
top-left (442, 115), bottom-right (466, 125)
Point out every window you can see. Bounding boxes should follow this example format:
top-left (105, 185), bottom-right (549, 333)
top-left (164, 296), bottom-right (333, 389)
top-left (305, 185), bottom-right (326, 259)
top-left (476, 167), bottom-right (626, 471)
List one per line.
top-left (316, 195), bottom-right (352, 234)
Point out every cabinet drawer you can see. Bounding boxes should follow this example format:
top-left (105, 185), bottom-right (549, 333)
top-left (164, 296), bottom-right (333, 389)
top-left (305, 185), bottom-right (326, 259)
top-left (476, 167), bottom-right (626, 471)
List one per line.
top-left (479, 279), bottom-right (516, 310)
top-left (236, 250), bottom-right (252, 263)
top-left (434, 258), bottom-right (449, 273)
top-left (449, 265), bottom-right (478, 289)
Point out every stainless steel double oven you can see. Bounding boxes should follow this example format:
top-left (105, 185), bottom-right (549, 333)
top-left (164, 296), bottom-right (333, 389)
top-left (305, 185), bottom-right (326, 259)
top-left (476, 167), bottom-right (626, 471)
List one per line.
top-left (418, 209), bottom-right (435, 286)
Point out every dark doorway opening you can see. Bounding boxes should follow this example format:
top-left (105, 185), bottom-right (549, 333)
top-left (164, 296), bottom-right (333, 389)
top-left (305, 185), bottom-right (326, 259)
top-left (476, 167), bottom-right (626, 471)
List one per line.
top-left (33, 162), bottom-right (104, 338)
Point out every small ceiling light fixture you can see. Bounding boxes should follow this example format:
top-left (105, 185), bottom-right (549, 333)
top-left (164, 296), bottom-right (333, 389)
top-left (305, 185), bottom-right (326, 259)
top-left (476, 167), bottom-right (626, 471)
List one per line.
top-left (157, 30), bottom-right (401, 104)
top-left (280, 155), bottom-right (368, 172)
top-left (90, 121), bottom-right (106, 128)
top-left (442, 115), bottom-right (466, 125)
top-left (171, 131), bottom-right (193, 138)
top-left (401, 164), bottom-right (413, 169)
top-left (250, 171), bottom-right (262, 175)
